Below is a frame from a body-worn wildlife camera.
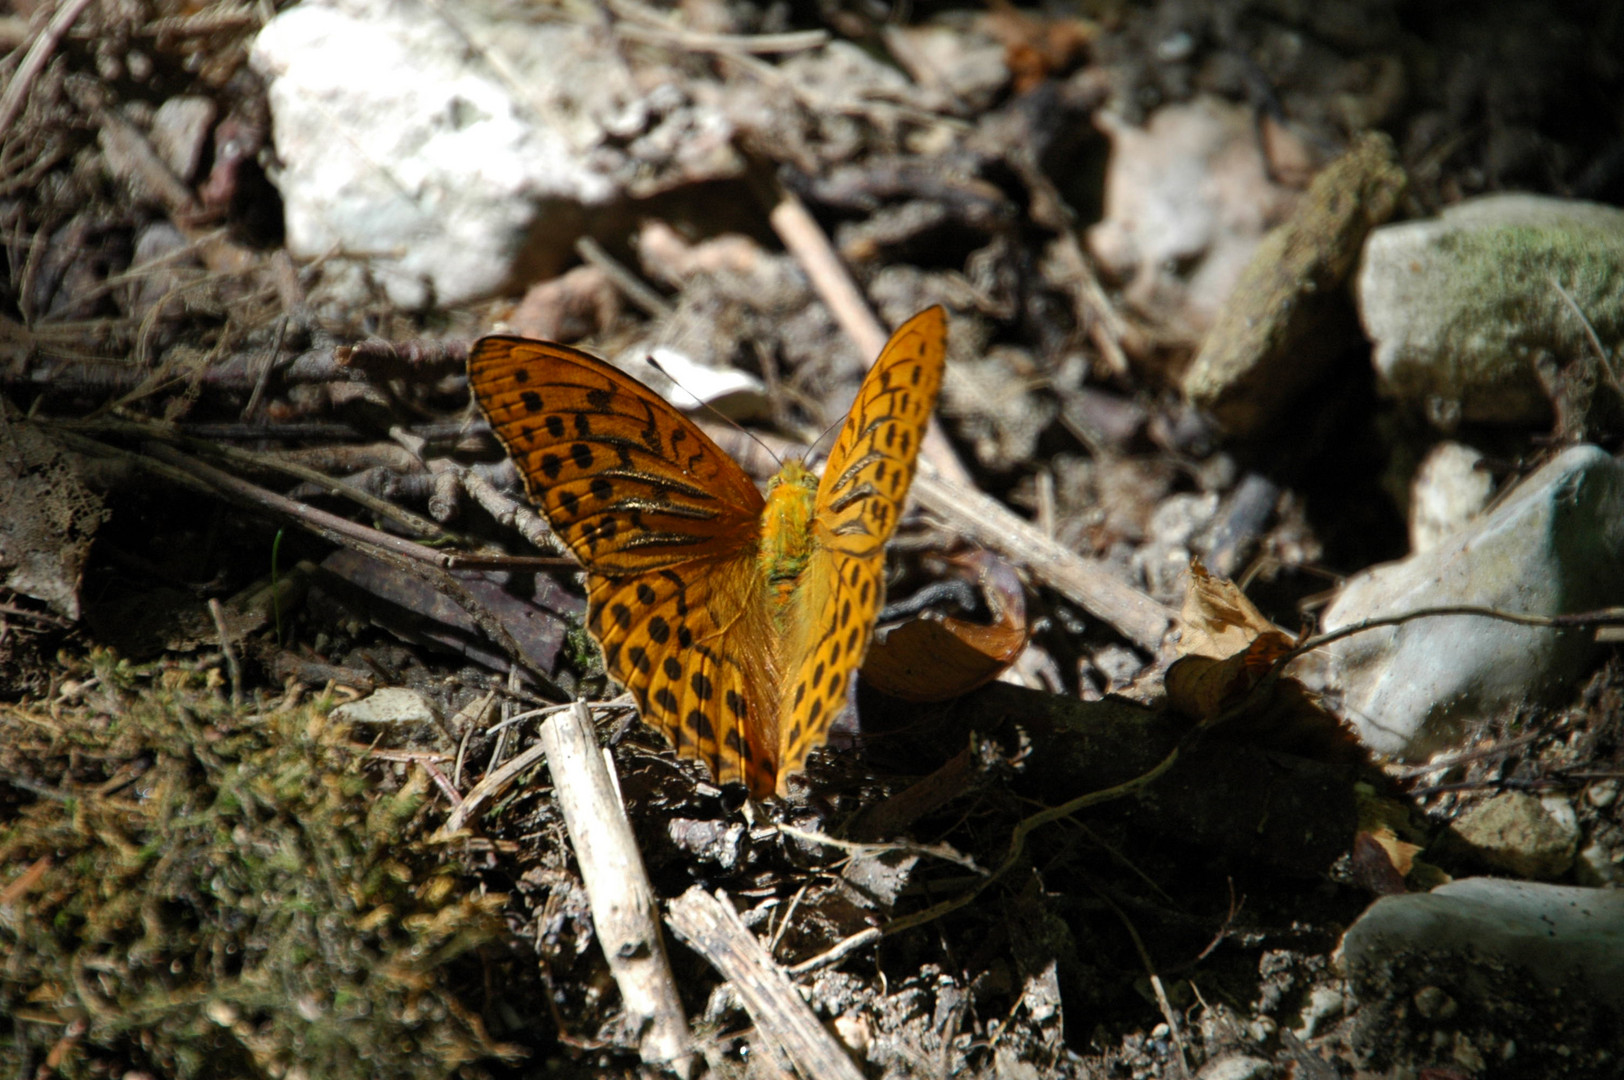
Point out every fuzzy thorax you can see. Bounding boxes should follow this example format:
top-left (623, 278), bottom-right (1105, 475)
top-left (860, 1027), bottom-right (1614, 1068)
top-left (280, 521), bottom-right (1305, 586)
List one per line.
top-left (759, 458), bottom-right (819, 607)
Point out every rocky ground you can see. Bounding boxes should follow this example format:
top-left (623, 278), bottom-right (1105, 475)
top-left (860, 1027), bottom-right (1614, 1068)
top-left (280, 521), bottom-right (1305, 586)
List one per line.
top-left (2, 1), bottom-right (1623, 1078)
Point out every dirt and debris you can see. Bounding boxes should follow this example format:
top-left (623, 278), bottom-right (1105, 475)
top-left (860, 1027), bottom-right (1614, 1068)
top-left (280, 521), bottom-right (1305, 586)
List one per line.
top-left (3, 1), bottom-right (1624, 1078)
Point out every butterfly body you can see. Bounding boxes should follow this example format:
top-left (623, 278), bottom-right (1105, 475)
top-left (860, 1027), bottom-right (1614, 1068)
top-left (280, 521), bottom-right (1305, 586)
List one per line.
top-left (469, 307), bottom-right (947, 797)
top-left (760, 460), bottom-right (818, 599)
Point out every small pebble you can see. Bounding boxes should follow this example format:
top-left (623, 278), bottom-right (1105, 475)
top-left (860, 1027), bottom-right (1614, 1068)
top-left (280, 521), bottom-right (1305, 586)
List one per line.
top-left (1413, 985), bottom-right (1458, 1019)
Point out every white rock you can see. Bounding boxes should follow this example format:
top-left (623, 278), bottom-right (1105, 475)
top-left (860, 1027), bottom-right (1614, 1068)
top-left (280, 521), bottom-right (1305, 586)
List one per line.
top-left (1302, 445), bottom-right (1624, 758)
top-left (251, 0), bottom-right (741, 308)
top-left (1357, 193), bottom-right (1624, 427)
top-left (1295, 985), bottom-right (1345, 1038)
top-left (1195, 1052), bottom-right (1266, 1078)
top-left (1576, 841), bottom-right (1624, 887)
top-left (330, 686), bottom-right (438, 724)
top-left (1451, 791), bottom-right (1578, 879)
top-left (1409, 442), bottom-right (1492, 553)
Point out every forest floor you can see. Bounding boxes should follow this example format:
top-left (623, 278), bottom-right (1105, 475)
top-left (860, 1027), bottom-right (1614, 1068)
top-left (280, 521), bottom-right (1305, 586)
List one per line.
top-left (2, 1), bottom-right (1622, 1078)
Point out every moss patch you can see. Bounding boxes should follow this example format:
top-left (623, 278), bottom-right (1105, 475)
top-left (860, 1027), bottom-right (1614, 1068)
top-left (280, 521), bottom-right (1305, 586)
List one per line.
top-left (0, 651), bottom-right (526, 1079)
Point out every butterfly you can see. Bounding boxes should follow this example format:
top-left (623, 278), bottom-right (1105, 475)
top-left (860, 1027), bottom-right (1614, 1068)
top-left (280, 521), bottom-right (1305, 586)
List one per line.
top-left (468, 306), bottom-right (947, 797)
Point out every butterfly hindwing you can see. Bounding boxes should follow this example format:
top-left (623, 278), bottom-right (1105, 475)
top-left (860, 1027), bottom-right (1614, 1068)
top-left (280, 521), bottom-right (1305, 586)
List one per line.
top-left (777, 547), bottom-right (884, 787)
top-left (587, 559), bottom-right (777, 796)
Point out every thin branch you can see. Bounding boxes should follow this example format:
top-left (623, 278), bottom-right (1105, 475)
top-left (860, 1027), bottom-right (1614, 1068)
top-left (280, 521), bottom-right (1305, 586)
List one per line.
top-left (0, 0), bottom-right (96, 135)
top-left (882, 746), bottom-right (1181, 937)
top-left (575, 235), bottom-right (673, 319)
top-left (207, 598), bottom-right (242, 706)
top-left (1288, 603), bottom-right (1624, 666)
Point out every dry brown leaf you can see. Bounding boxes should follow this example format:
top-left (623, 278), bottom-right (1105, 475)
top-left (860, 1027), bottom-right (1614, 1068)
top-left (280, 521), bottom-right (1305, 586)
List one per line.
top-left (863, 552), bottom-right (1029, 702)
top-left (1177, 557), bottom-right (1288, 659)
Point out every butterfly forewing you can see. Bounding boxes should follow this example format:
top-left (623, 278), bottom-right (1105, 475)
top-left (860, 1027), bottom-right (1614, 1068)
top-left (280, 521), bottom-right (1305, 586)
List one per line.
top-left (777, 305), bottom-right (948, 792)
top-left (814, 307), bottom-right (948, 559)
top-left (471, 334), bottom-right (780, 796)
top-left (469, 336), bottom-right (766, 574)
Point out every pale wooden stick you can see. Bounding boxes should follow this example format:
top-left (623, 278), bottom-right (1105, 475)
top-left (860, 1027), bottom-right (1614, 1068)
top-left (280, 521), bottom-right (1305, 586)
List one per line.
top-left (539, 702), bottom-right (694, 1075)
top-left (666, 887), bottom-right (866, 1080)
top-left (912, 465), bottom-right (1173, 653)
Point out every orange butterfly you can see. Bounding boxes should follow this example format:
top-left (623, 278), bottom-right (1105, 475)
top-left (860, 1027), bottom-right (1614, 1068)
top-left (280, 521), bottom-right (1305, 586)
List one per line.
top-left (468, 307), bottom-right (947, 797)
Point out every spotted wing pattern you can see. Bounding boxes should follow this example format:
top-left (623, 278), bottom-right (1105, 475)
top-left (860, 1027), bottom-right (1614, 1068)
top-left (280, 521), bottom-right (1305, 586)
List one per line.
top-left (585, 556), bottom-right (777, 793)
top-left (777, 306), bottom-right (948, 790)
top-left (468, 337), bottom-right (775, 793)
top-left (469, 337), bottom-right (766, 574)
top-left (468, 307), bottom-right (948, 800)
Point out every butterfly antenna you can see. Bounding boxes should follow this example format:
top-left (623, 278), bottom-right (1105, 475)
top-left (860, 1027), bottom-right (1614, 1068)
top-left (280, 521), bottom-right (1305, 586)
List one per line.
top-left (644, 356), bottom-right (782, 467)
top-left (805, 413), bottom-right (846, 467)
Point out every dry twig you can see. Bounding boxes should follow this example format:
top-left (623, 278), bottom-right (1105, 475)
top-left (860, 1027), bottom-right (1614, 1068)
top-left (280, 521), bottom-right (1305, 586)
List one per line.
top-left (540, 702), bottom-right (694, 1076)
top-left (0, 0), bottom-right (96, 135)
top-left (666, 887), bottom-right (865, 1080)
top-left (882, 744), bottom-right (1180, 937)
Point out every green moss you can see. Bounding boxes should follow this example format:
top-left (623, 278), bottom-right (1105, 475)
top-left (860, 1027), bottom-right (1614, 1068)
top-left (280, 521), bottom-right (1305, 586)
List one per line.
top-left (562, 622), bottom-right (602, 677)
top-left (0, 655), bottom-right (526, 1078)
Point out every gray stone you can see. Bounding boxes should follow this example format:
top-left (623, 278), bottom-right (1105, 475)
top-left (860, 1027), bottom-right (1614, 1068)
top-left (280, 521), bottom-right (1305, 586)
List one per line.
top-left (1341, 878), bottom-right (1624, 1071)
top-left (1341, 877), bottom-right (1624, 1021)
top-left (150, 95), bottom-right (217, 183)
top-left (330, 686), bottom-right (438, 724)
top-left (1357, 193), bottom-right (1624, 427)
top-left (1301, 445), bottom-right (1624, 758)
top-left (127, 222), bottom-right (199, 321)
top-left (1450, 791), bottom-right (1578, 879)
